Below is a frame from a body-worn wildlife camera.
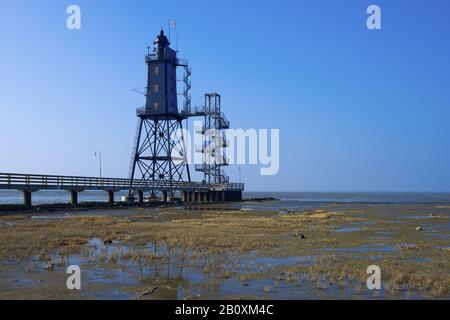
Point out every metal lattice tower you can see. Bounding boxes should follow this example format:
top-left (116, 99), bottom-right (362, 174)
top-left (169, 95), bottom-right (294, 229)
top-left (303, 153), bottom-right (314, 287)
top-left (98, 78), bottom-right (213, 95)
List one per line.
top-left (129, 30), bottom-right (191, 198)
top-left (195, 93), bottom-right (230, 184)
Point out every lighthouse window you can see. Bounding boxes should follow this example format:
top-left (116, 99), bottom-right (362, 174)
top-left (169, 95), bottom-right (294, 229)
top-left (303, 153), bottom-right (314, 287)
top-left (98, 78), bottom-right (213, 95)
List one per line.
top-left (153, 102), bottom-right (159, 110)
top-left (154, 83), bottom-right (159, 93)
top-left (154, 66), bottom-right (159, 75)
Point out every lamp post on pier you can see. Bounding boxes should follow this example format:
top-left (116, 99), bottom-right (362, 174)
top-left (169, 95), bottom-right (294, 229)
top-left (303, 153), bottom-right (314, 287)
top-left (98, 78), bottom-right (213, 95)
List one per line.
top-left (94, 149), bottom-right (102, 178)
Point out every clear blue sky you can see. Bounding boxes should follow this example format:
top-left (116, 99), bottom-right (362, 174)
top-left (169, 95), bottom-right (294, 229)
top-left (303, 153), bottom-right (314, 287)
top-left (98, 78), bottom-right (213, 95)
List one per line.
top-left (1, 0), bottom-right (450, 192)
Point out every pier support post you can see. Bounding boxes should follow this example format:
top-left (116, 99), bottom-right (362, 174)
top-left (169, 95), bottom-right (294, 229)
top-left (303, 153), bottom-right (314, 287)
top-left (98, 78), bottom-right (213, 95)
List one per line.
top-left (70, 190), bottom-right (78, 205)
top-left (220, 191), bottom-right (225, 202)
top-left (163, 191), bottom-right (168, 203)
top-left (107, 190), bottom-right (114, 204)
top-left (202, 192), bottom-right (207, 203)
top-left (137, 190), bottom-right (144, 204)
top-left (21, 190), bottom-right (32, 208)
top-left (181, 191), bottom-right (186, 203)
top-left (208, 191), bottom-right (213, 203)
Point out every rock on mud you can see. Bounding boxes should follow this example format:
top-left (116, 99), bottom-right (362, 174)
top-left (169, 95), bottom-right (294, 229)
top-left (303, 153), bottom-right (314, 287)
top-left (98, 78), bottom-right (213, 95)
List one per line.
top-left (102, 238), bottom-right (113, 245)
top-left (140, 286), bottom-right (159, 297)
top-left (44, 263), bottom-right (54, 271)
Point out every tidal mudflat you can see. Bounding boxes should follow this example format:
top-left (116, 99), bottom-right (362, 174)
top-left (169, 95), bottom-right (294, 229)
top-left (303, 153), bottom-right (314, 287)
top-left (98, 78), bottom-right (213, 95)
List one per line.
top-left (0, 202), bottom-right (448, 299)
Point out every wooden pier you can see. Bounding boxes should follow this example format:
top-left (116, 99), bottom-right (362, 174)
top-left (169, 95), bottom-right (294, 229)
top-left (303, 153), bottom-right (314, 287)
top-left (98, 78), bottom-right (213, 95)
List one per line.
top-left (0, 173), bottom-right (244, 207)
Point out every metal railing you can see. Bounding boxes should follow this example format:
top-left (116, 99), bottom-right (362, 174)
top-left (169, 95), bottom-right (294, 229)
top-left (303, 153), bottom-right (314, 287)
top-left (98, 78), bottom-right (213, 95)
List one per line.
top-left (177, 58), bottom-right (189, 66)
top-left (218, 112), bottom-right (230, 129)
top-left (0, 172), bottom-right (244, 192)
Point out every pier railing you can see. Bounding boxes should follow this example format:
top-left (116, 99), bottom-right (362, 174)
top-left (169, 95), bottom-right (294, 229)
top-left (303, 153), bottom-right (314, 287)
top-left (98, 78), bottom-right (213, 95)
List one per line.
top-left (0, 172), bottom-right (244, 192)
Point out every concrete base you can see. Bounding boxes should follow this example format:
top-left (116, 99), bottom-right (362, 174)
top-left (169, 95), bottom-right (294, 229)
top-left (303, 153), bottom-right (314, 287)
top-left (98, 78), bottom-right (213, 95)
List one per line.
top-left (107, 190), bottom-right (114, 204)
top-left (70, 190), bottom-right (78, 205)
top-left (22, 190), bottom-right (32, 208)
top-left (181, 190), bottom-right (243, 203)
top-left (137, 190), bottom-right (144, 204)
top-left (224, 191), bottom-right (243, 202)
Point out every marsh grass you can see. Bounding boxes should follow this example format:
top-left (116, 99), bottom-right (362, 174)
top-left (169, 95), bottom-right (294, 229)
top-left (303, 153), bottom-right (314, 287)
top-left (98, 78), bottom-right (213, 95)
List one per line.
top-left (0, 207), bottom-right (449, 298)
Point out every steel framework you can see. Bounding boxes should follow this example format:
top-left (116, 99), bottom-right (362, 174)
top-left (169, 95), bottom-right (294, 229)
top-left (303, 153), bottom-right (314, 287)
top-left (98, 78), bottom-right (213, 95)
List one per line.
top-left (127, 30), bottom-right (193, 198)
top-left (127, 30), bottom-right (237, 199)
top-left (195, 93), bottom-right (230, 184)
top-left (129, 117), bottom-right (191, 197)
